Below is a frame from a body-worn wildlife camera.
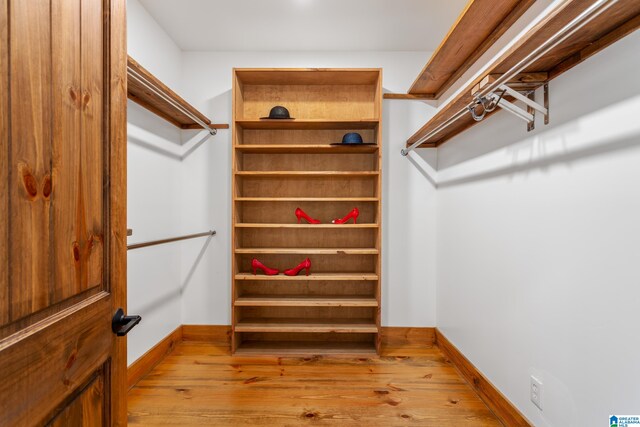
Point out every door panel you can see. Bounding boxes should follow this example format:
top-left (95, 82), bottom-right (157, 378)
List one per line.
top-left (49, 373), bottom-right (105, 427)
top-left (52, 0), bottom-right (105, 303)
top-left (0, 294), bottom-right (111, 426)
top-left (0, 0), bottom-right (127, 425)
top-left (8, 0), bottom-right (53, 322)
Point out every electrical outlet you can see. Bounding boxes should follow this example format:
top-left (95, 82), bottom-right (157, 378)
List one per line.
top-left (530, 376), bottom-right (543, 410)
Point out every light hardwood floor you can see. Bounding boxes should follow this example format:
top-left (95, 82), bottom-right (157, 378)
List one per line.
top-left (128, 341), bottom-right (502, 426)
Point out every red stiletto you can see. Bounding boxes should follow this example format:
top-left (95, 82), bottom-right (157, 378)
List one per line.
top-left (251, 258), bottom-right (279, 275)
top-left (295, 207), bottom-right (321, 224)
top-left (283, 258), bottom-right (311, 276)
top-left (332, 207), bottom-right (359, 224)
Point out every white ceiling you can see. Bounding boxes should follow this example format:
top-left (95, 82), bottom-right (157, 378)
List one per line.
top-left (137, 0), bottom-right (468, 52)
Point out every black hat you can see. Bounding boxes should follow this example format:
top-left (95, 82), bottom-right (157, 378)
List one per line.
top-left (331, 132), bottom-right (376, 145)
top-left (261, 106), bottom-right (294, 120)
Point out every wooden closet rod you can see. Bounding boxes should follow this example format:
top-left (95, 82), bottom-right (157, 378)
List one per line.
top-left (127, 230), bottom-right (216, 250)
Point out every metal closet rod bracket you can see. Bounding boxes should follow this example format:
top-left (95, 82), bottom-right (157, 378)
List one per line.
top-left (400, 0), bottom-right (615, 157)
top-left (468, 82), bottom-right (549, 131)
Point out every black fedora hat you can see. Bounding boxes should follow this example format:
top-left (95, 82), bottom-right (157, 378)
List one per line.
top-left (331, 132), bottom-right (376, 146)
top-left (261, 105), bottom-right (294, 120)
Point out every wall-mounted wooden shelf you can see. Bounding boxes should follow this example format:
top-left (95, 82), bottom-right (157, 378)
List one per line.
top-left (388, 0), bottom-right (535, 100)
top-left (235, 119), bottom-right (378, 130)
top-left (235, 248), bottom-right (379, 255)
top-left (235, 272), bottom-right (378, 281)
top-left (234, 297), bottom-right (379, 308)
top-left (127, 55), bottom-right (228, 131)
top-left (235, 145), bottom-right (379, 154)
top-left (407, 0), bottom-right (640, 148)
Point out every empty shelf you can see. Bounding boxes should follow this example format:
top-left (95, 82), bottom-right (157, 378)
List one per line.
top-left (234, 340), bottom-right (377, 356)
top-left (235, 318), bottom-right (378, 333)
top-left (236, 171), bottom-right (379, 177)
top-left (235, 197), bottom-right (379, 202)
top-left (235, 296), bottom-right (378, 307)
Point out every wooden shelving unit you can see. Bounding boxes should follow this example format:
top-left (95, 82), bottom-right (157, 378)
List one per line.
top-left (232, 68), bottom-right (383, 355)
top-left (407, 0), bottom-right (640, 148)
top-left (127, 55), bottom-right (228, 131)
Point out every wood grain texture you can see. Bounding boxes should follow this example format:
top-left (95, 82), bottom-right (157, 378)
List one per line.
top-left (436, 329), bottom-right (532, 426)
top-left (49, 373), bottom-right (105, 427)
top-left (236, 119), bottom-right (379, 130)
top-left (383, 93), bottom-right (436, 100)
top-left (128, 325), bottom-right (183, 389)
top-left (9, 0), bottom-right (53, 321)
top-left (182, 325), bottom-right (232, 344)
top-left (79, 0), bottom-right (104, 295)
top-left (108, 0), bottom-right (129, 424)
top-left (409, 0), bottom-right (535, 97)
top-left (52, 0), bottom-right (82, 302)
top-left (0, 293), bottom-right (111, 426)
top-left (0, 0), bottom-right (8, 326)
top-left (407, 0), bottom-right (640, 148)
top-left (127, 55), bottom-right (216, 129)
top-left (128, 340), bottom-right (502, 426)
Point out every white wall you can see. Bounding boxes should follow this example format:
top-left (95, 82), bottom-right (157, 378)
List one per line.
top-left (179, 51), bottom-right (438, 327)
top-left (434, 31), bottom-right (640, 426)
top-left (126, 0), bottom-right (186, 363)
top-left (126, 0), bottom-right (439, 363)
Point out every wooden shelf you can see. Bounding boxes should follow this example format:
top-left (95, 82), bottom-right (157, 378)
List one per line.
top-left (232, 68), bottom-right (383, 355)
top-left (235, 318), bottom-right (378, 334)
top-left (408, 0), bottom-right (535, 97)
top-left (235, 223), bottom-right (378, 229)
top-left (235, 247), bottom-right (378, 255)
top-left (235, 197), bottom-right (379, 202)
top-left (235, 296), bottom-right (378, 307)
top-left (408, 0), bottom-right (640, 148)
top-left (127, 56), bottom-right (227, 131)
top-left (236, 119), bottom-right (379, 130)
top-left (234, 341), bottom-right (377, 356)
top-left (235, 144), bottom-right (379, 153)
top-left (236, 171), bottom-right (379, 178)
top-left (235, 273), bottom-right (378, 281)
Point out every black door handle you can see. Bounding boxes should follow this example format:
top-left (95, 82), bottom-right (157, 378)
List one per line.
top-left (112, 308), bottom-right (141, 336)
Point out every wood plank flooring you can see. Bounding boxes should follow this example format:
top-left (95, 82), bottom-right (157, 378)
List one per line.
top-left (128, 341), bottom-right (502, 426)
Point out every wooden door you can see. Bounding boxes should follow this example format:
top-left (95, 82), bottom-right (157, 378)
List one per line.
top-left (0, 0), bottom-right (128, 425)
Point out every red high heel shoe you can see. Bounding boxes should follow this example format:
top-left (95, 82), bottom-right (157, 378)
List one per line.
top-left (332, 207), bottom-right (359, 224)
top-left (251, 258), bottom-right (279, 275)
top-left (295, 207), bottom-right (321, 224)
top-left (283, 258), bottom-right (311, 276)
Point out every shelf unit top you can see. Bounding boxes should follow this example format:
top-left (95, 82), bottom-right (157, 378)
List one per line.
top-left (407, 0), bottom-right (640, 148)
top-left (408, 0), bottom-right (535, 98)
top-left (127, 55), bottom-right (227, 130)
top-left (234, 68), bottom-right (382, 85)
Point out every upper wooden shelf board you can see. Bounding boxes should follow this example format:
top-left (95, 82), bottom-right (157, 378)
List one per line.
top-left (235, 119), bottom-right (379, 130)
top-left (127, 56), bottom-right (228, 131)
top-left (234, 68), bottom-right (382, 85)
top-left (408, 0), bottom-right (536, 97)
top-left (407, 0), bottom-right (640, 148)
